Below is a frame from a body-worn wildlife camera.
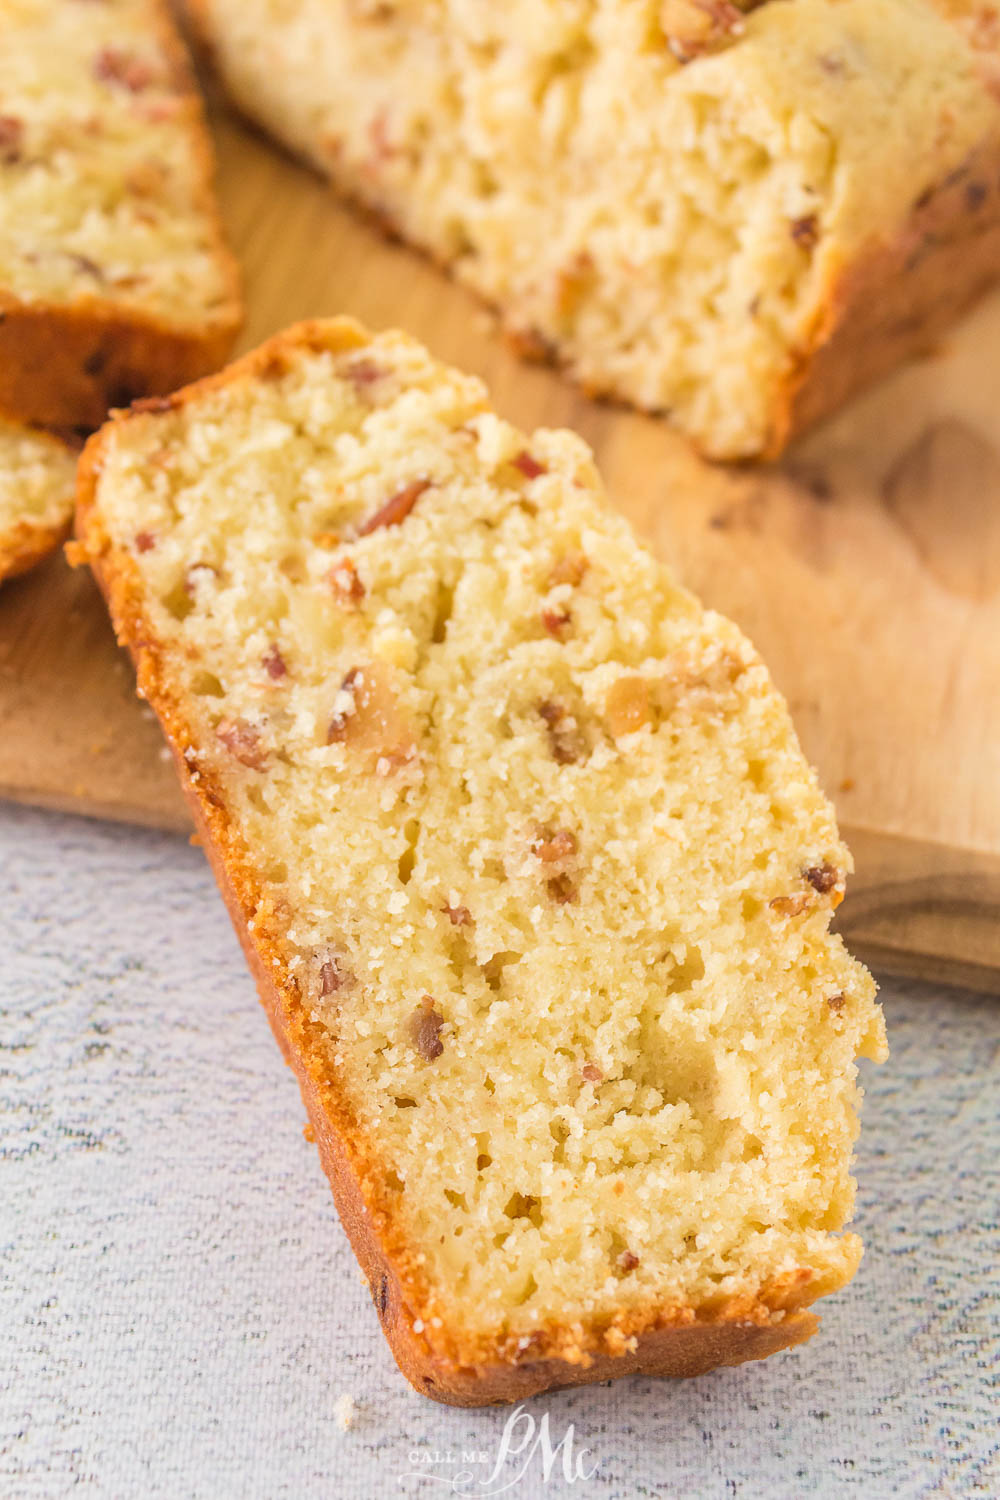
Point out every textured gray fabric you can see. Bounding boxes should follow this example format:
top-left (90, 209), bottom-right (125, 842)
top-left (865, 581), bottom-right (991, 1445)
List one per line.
top-left (1, 803), bottom-right (996, 1500)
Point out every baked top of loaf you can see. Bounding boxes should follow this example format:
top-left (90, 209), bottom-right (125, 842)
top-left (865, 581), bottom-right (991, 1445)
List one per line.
top-left (77, 318), bottom-right (885, 1384)
top-left (0, 0), bottom-right (238, 332)
top-left (190, 0), bottom-right (1000, 458)
top-left (0, 414), bottom-right (76, 582)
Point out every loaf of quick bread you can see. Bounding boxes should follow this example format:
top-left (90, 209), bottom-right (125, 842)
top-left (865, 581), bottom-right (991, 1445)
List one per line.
top-left (0, 414), bottom-right (77, 584)
top-left (76, 318), bottom-right (885, 1405)
top-left (0, 0), bottom-right (241, 430)
top-left (189, 0), bottom-right (1000, 459)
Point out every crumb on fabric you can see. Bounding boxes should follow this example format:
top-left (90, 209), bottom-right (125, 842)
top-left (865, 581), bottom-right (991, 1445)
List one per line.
top-left (334, 1393), bottom-right (357, 1431)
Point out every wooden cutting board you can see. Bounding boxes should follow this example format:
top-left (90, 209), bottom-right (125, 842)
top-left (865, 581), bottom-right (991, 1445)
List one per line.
top-left (2, 109), bottom-right (999, 991)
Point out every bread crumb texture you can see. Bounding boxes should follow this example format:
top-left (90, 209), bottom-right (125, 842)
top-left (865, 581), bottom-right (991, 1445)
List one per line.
top-left (192, 0), bottom-right (1000, 455)
top-left (0, 0), bottom-right (235, 327)
top-left (81, 319), bottom-right (885, 1371)
top-left (334, 1392), bottom-right (357, 1431)
top-left (0, 415), bottom-right (76, 581)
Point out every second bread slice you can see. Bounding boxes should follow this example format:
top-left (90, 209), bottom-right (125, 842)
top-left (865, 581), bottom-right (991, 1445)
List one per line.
top-left (76, 317), bottom-right (885, 1405)
top-left (0, 414), bottom-right (77, 584)
top-left (0, 0), bottom-right (240, 429)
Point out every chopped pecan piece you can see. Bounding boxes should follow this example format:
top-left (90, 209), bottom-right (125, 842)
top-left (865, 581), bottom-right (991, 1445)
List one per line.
top-left (537, 699), bottom-right (584, 765)
top-left (327, 667), bottom-right (364, 742)
top-left (548, 553), bottom-right (588, 587)
top-left (68, 253), bottom-right (105, 283)
top-left (541, 605), bottom-right (571, 639)
top-left (325, 660), bottom-right (417, 768)
top-left (617, 1250), bottom-right (640, 1272)
top-left (607, 651), bottom-right (744, 736)
top-left (513, 451), bottom-right (547, 480)
top-left (93, 47), bottom-right (155, 92)
top-left (0, 115), bottom-right (24, 163)
top-left (262, 644), bottom-right (287, 680)
top-left (319, 956), bottom-right (352, 996)
top-left (408, 996), bottom-right (445, 1060)
top-left (791, 214), bottom-right (819, 251)
top-left (606, 676), bottom-right (654, 736)
top-left (358, 479), bottom-right (430, 535)
top-left (130, 394), bottom-right (177, 415)
top-left (216, 718), bottom-right (266, 770)
top-left (340, 357), bottom-right (386, 392)
top-left (661, 0), bottom-right (746, 61)
top-left (134, 531), bottom-right (156, 553)
top-left (375, 749), bottom-right (414, 776)
top-left (329, 556), bottom-right (365, 605)
top-left (769, 894), bottom-right (809, 918)
top-left (546, 874), bottom-right (576, 904)
top-left (442, 903), bottom-right (472, 927)
top-left (827, 993), bottom-right (846, 1012)
top-left (804, 863), bottom-right (840, 895)
top-left (581, 1062), bottom-right (603, 1084)
top-left (531, 827), bottom-right (578, 866)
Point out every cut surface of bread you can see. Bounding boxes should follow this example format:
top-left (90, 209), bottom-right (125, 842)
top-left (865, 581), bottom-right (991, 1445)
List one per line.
top-left (190, 0), bottom-right (1000, 458)
top-left (0, 0), bottom-right (241, 428)
top-left (76, 318), bottom-right (885, 1405)
top-left (0, 414), bottom-right (77, 583)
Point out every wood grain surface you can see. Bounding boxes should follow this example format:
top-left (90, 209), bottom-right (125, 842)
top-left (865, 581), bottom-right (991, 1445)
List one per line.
top-left (1, 108), bottom-right (999, 989)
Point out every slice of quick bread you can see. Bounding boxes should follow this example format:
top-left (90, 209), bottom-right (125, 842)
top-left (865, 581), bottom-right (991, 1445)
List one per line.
top-left (0, 0), bottom-right (241, 430)
top-left (190, 0), bottom-right (1000, 458)
top-left (76, 318), bottom-right (885, 1406)
top-left (0, 414), bottom-right (77, 583)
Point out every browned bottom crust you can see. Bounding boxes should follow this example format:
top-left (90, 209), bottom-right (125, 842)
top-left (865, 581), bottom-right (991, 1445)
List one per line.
top-left (0, 297), bottom-right (240, 432)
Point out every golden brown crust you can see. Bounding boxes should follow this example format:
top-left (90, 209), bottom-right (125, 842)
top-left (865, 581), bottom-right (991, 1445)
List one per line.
top-left (0, 0), bottom-right (241, 430)
top-left (769, 137), bottom-right (1000, 458)
top-left (0, 512), bottom-right (73, 585)
top-left (0, 420), bottom-right (77, 584)
top-left (75, 319), bottom-right (826, 1405)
